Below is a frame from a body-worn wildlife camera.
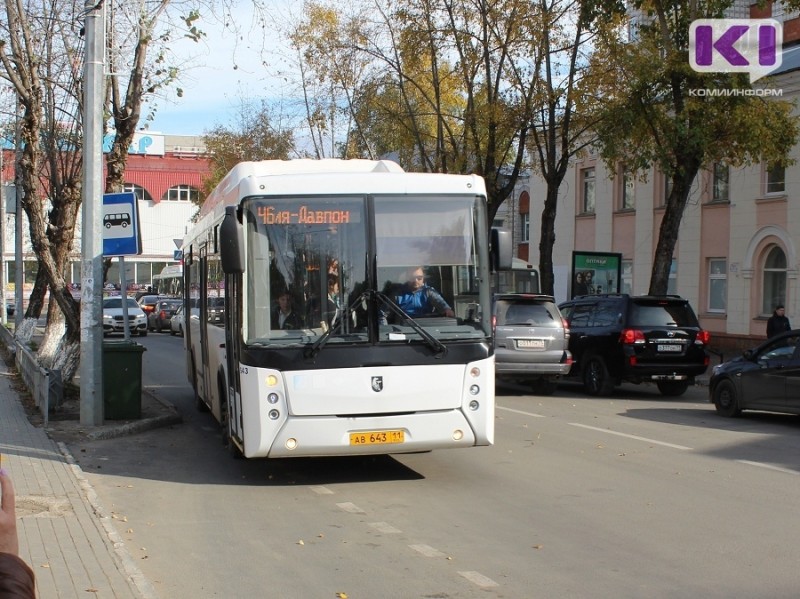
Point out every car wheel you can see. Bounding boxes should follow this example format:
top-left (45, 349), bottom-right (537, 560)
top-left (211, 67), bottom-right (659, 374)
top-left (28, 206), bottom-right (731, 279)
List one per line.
top-left (531, 378), bottom-right (558, 396)
top-left (140, 330), bottom-right (147, 337)
top-left (157, 322), bottom-right (162, 333)
top-left (713, 379), bottom-right (742, 417)
top-left (582, 356), bottom-right (614, 396)
top-left (170, 328), bottom-right (176, 336)
top-left (657, 380), bottom-right (690, 397)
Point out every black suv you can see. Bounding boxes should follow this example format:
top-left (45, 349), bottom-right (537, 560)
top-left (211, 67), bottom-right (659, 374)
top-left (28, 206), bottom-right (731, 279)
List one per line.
top-left (558, 294), bottom-right (710, 396)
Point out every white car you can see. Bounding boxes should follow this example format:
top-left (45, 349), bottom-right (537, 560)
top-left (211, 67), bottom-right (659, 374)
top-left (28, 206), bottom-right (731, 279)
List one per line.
top-left (170, 304), bottom-right (184, 336)
top-left (102, 296), bottom-right (148, 336)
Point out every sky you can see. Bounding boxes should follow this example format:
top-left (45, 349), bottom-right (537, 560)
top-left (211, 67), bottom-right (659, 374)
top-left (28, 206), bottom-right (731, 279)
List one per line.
top-left (139, 3), bottom-right (296, 137)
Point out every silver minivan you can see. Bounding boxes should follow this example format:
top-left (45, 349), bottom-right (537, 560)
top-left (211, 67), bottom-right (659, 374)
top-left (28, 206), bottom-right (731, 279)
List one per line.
top-left (493, 294), bottom-right (572, 395)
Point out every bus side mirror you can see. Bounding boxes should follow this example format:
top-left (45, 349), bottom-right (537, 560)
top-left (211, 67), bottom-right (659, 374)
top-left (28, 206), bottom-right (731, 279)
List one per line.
top-left (220, 206), bottom-right (244, 274)
top-left (490, 227), bottom-right (512, 271)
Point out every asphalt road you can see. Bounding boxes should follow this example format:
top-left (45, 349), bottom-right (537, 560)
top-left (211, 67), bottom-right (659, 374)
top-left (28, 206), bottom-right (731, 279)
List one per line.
top-left (64, 332), bottom-right (800, 598)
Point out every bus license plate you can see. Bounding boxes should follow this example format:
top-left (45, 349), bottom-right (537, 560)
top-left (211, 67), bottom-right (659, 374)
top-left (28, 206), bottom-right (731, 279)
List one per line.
top-left (657, 344), bottom-right (681, 352)
top-left (350, 430), bottom-right (405, 446)
top-left (517, 339), bottom-right (545, 349)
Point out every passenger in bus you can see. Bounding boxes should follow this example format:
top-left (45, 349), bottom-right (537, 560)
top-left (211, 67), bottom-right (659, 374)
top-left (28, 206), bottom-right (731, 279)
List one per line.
top-left (324, 276), bottom-right (342, 325)
top-left (271, 291), bottom-right (303, 330)
top-left (379, 266), bottom-right (454, 324)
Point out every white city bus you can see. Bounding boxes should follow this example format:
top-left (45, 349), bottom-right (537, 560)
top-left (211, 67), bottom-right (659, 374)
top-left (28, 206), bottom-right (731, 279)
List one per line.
top-left (151, 264), bottom-right (183, 297)
top-left (181, 159), bottom-right (510, 458)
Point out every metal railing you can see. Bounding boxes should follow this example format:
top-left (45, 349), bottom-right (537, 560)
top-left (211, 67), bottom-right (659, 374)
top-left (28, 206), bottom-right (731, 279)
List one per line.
top-left (0, 325), bottom-right (63, 425)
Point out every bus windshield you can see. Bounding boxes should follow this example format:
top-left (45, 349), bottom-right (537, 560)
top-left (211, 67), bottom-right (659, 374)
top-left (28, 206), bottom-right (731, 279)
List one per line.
top-left (242, 194), bottom-right (488, 347)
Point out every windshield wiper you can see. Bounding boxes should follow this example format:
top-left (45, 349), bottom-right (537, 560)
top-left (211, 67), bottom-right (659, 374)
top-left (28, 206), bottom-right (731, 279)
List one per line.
top-left (304, 307), bottom-right (343, 358)
top-left (375, 290), bottom-right (448, 357)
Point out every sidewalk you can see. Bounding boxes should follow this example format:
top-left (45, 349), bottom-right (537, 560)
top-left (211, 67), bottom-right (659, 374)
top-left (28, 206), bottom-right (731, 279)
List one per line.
top-left (0, 345), bottom-right (167, 598)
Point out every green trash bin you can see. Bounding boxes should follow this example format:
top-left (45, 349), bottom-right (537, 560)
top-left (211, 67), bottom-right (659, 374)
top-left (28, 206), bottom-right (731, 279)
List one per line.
top-left (103, 340), bottom-right (146, 420)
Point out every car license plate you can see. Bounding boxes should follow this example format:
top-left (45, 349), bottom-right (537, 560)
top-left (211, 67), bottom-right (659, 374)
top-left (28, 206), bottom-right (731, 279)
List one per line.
top-left (657, 344), bottom-right (682, 352)
top-left (517, 339), bottom-right (545, 349)
top-left (350, 430), bottom-right (405, 446)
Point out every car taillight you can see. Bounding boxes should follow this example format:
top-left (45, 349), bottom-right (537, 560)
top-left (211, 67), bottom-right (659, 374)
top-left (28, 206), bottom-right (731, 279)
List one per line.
top-left (492, 315), bottom-right (496, 333)
top-left (562, 318), bottom-right (570, 338)
top-left (696, 329), bottom-right (711, 345)
top-left (620, 328), bottom-right (645, 344)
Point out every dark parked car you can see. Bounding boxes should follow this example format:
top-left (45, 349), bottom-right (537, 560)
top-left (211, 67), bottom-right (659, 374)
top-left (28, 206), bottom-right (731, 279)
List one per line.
top-left (493, 294), bottom-right (572, 395)
top-left (207, 297), bottom-right (225, 325)
top-left (137, 294), bottom-right (162, 317)
top-left (148, 298), bottom-right (182, 332)
top-left (710, 330), bottom-right (800, 417)
top-left (558, 294), bottom-right (710, 396)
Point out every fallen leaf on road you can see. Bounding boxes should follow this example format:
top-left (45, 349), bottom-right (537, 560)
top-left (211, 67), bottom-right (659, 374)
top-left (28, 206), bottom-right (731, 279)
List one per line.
top-left (297, 539), bottom-right (305, 545)
top-left (336, 593), bottom-right (348, 598)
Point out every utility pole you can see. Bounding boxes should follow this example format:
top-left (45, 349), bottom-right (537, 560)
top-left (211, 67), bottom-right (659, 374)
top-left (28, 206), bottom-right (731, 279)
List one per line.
top-left (80, 0), bottom-right (105, 426)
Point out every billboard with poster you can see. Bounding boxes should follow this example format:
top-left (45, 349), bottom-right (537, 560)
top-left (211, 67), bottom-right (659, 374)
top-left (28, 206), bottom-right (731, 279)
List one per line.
top-left (571, 251), bottom-right (622, 298)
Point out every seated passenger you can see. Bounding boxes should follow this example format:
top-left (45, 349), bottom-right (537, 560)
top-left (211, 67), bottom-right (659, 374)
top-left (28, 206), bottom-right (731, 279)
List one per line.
top-left (379, 266), bottom-right (454, 325)
top-left (271, 291), bottom-right (303, 330)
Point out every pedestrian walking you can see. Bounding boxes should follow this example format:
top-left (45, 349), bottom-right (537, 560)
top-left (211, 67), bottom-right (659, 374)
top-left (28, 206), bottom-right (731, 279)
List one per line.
top-left (767, 305), bottom-right (792, 338)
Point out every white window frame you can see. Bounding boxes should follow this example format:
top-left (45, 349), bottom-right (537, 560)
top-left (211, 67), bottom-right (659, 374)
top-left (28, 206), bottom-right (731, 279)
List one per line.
top-left (708, 258), bottom-right (727, 313)
top-left (712, 163), bottom-right (729, 202)
top-left (621, 166), bottom-right (635, 210)
top-left (581, 168), bottom-right (595, 214)
top-left (766, 163), bottom-right (786, 195)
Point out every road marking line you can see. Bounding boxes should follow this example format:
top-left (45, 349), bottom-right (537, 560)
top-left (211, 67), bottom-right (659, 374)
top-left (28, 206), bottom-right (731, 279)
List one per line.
top-left (309, 485), bottom-right (334, 495)
top-left (569, 423), bottom-right (692, 450)
top-left (369, 522), bottom-right (402, 533)
top-left (336, 502), bottom-right (365, 514)
top-left (459, 571), bottom-right (499, 588)
top-left (409, 544), bottom-right (446, 558)
top-left (497, 406), bottom-right (546, 418)
top-left (737, 460), bottom-right (800, 475)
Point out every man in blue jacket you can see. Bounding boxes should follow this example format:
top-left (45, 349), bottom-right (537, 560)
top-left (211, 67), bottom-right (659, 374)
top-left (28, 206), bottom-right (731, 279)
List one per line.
top-left (380, 266), bottom-right (454, 324)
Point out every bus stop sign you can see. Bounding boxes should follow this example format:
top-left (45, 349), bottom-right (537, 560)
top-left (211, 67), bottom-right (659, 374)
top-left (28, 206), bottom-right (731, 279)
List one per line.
top-left (102, 192), bottom-right (142, 256)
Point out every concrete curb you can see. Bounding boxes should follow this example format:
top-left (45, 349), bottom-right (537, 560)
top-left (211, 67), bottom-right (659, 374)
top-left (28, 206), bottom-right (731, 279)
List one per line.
top-left (84, 391), bottom-right (183, 440)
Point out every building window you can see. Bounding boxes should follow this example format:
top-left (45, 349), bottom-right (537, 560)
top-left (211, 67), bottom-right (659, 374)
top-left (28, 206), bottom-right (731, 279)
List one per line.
top-left (581, 168), bottom-right (595, 214)
top-left (712, 163), bottom-right (729, 202)
top-left (766, 163), bottom-right (785, 194)
top-left (660, 173), bottom-right (673, 208)
top-left (520, 213), bottom-right (530, 242)
top-left (123, 183), bottom-right (153, 203)
top-left (762, 245), bottom-right (787, 315)
top-left (621, 260), bottom-right (632, 295)
top-left (668, 259), bottom-right (677, 295)
top-left (163, 184), bottom-right (200, 203)
top-left (708, 258), bottom-right (727, 313)
top-left (621, 166), bottom-right (635, 210)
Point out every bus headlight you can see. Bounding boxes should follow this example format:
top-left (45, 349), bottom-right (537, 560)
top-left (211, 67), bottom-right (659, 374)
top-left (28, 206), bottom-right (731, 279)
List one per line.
top-left (267, 392), bottom-right (279, 404)
top-left (469, 384), bottom-right (480, 395)
top-left (470, 367), bottom-right (480, 378)
top-left (266, 375), bottom-right (279, 387)
top-left (453, 430), bottom-right (464, 440)
top-left (268, 409), bottom-right (280, 420)
top-left (469, 400), bottom-right (480, 411)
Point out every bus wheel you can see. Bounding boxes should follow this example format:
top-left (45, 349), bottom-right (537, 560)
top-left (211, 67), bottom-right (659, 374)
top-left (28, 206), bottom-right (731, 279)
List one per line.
top-left (192, 354), bottom-right (209, 413)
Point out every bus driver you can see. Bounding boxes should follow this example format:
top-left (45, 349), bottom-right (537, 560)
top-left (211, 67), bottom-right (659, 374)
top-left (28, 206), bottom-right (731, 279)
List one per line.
top-left (379, 266), bottom-right (454, 324)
